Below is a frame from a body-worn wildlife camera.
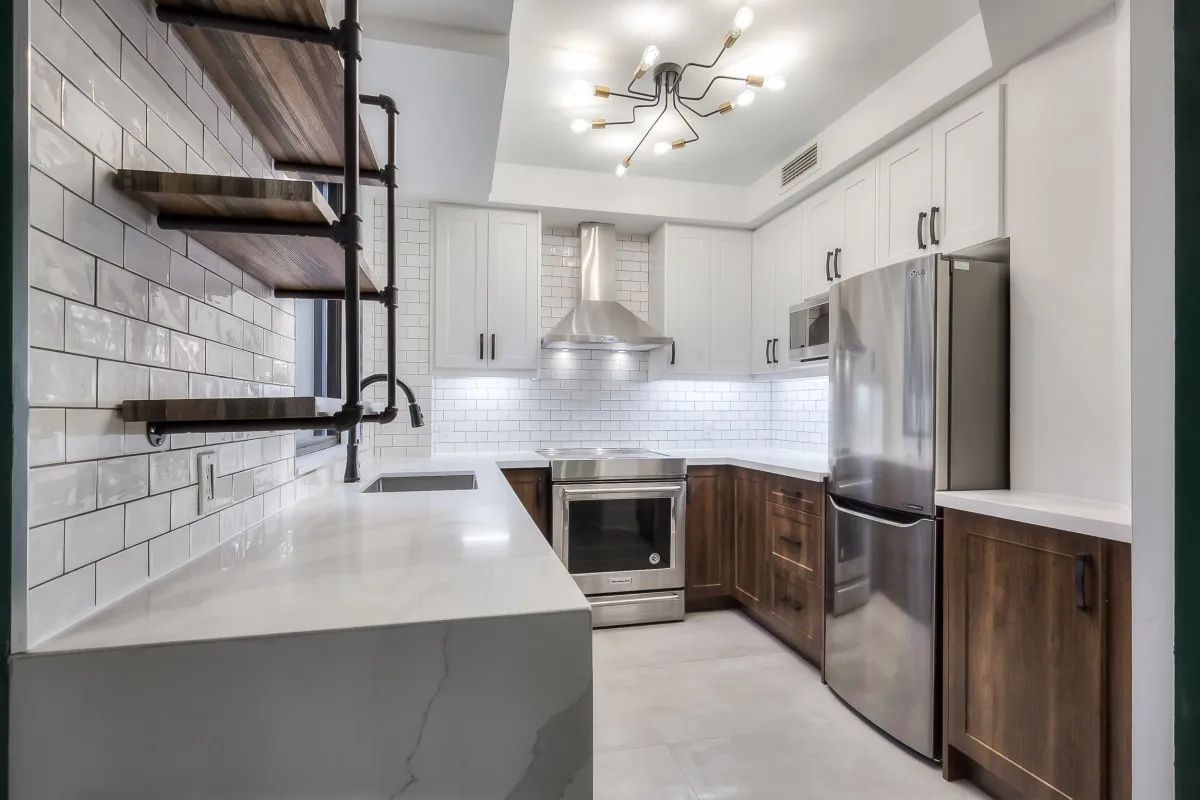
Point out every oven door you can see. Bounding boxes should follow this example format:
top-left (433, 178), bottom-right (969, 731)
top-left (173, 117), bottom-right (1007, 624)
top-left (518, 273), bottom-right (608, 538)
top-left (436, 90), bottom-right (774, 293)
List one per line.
top-left (552, 481), bottom-right (686, 595)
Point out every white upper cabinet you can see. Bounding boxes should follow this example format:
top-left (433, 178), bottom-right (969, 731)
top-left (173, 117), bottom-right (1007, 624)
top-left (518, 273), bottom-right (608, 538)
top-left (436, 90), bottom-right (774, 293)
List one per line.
top-left (877, 126), bottom-right (934, 266)
top-left (931, 83), bottom-right (1004, 253)
top-left (650, 224), bottom-right (751, 378)
top-left (838, 161), bottom-right (878, 282)
top-left (802, 185), bottom-right (841, 301)
top-left (772, 208), bottom-right (805, 364)
top-left (751, 220), bottom-right (779, 374)
top-left (434, 205), bottom-right (540, 373)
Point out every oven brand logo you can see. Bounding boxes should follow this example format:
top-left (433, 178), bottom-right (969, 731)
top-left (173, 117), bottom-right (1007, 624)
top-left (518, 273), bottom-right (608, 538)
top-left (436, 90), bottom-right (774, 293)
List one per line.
top-left (649, 553), bottom-right (661, 565)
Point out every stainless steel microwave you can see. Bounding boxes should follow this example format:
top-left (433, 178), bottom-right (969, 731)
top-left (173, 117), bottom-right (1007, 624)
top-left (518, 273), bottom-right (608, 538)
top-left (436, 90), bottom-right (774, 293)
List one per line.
top-left (788, 297), bottom-right (830, 362)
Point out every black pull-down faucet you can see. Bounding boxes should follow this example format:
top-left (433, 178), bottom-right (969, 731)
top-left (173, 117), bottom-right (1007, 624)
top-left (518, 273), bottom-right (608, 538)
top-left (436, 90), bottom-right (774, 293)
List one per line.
top-left (344, 373), bottom-right (424, 483)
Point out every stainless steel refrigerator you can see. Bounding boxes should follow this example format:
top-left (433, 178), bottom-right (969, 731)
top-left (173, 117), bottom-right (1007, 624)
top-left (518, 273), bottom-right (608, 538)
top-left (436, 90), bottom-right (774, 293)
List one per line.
top-left (824, 252), bottom-right (1009, 759)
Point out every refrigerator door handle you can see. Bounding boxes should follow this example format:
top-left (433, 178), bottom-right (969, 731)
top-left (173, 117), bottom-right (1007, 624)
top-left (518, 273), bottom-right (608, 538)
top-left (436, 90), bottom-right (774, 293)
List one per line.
top-left (827, 495), bottom-right (927, 528)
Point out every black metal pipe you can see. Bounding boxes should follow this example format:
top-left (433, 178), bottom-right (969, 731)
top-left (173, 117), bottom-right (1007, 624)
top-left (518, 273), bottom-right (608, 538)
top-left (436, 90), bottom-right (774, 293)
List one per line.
top-left (145, 411), bottom-right (361, 447)
top-left (156, 6), bottom-right (339, 48)
top-left (273, 289), bottom-right (386, 302)
top-left (155, 215), bottom-right (337, 238)
top-left (339, 0), bottom-right (365, 483)
top-left (273, 160), bottom-right (387, 186)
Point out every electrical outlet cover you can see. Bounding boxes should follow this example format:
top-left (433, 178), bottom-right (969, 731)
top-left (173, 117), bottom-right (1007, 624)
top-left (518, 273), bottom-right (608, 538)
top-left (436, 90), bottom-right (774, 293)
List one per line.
top-left (197, 451), bottom-right (218, 515)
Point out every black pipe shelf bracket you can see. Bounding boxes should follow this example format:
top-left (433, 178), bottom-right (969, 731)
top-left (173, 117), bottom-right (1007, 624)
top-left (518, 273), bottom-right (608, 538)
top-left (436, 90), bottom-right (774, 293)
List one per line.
top-left (125, 1), bottom-right (409, 464)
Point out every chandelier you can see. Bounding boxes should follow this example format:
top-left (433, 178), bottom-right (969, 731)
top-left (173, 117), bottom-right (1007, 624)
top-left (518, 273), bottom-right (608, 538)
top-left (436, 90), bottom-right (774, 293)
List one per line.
top-left (570, 6), bottom-right (786, 176)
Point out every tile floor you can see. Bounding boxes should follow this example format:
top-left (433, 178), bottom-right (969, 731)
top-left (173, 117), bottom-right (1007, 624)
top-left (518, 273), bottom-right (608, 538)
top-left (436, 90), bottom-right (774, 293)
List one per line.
top-left (592, 610), bottom-right (989, 800)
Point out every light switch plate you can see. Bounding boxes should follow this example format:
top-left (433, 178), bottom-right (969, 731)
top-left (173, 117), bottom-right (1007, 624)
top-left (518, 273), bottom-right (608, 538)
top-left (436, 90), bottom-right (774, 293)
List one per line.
top-left (197, 451), bottom-right (217, 515)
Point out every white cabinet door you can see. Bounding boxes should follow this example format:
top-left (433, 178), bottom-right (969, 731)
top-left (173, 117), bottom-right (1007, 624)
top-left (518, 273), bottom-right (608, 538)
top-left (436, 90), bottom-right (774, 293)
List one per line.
top-left (838, 160), bottom-right (877, 282)
top-left (664, 226), bottom-right (712, 375)
top-left (802, 186), bottom-right (841, 301)
top-left (773, 208), bottom-right (804, 367)
top-left (434, 205), bottom-right (489, 370)
top-left (486, 210), bottom-right (540, 371)
top-left (877, 126), bottom-right (933, 266)
top-left (750, 223), bottom-right (778, 374)
top-left (709, 229), bottom-right (752, 375)
top-left (932, 84), bottom-right (1003, 253)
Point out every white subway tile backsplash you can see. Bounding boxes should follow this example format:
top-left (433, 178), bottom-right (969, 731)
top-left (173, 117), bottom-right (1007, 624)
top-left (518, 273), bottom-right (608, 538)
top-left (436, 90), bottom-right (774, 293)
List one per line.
top-left (62, 81), bottom-right (123, 166)
top-left (63, 192), bottom-right (124, 265)
top-left (64, 505), bottom-right (124, 572)
top-left (149, 281), bottom-right (188, 331)
top-left (29, 408), bottom-right (66, 467)
top-left (29, 289), bottom-right (65, 350)
top-left (30, 169), bottom-right (65, 237)
top-left (97, 359), bottom-right (148, 407)
top-left (145, 108), bottom-right (186, 172)
top-left (146, 22), bottom-right (186, 96)
top-left (125, 318), bottom-right (169, 367)
top-left (30, 228), bottom-right (96, 303)
top-left (120, 37), bottom-right (202, 150)
top-left (30, 349), bottom-right (97, 407)
top-left (123, 227), bottom-right (171, 284)
top-left (148, 366), bottom-right (188, 399)
top-left (27, 565), bottom-right (95, 645)
top-left (30, 49), bottom-right (62, 119)
top-left (94, 0), bottom-right (148, 54)
top-left (149, 527), bottom-right (190, 579)
top-left (28, 521), bottom-right (65, 588)
top-left (65, 408), bottom-right (125, 460)
top-left (124, 492), bottom-right (171, 546)
top-left (97, 454), bottom-right (149, 508)
top-left (65, 302), bottom-right (125, 359)
top-left (150, 448), bottom-right (194, 495)
top-left (96, 260), bottom-right (149, 319)
top-left (189, 513), bottom-right (220, 555)
top-left (95, 542), bottom-right (148, 606)
top-left (169, 330), bottom-right (205, 372)
top-left (169, 251), bottom-right (206, 300)
top-left (60, 0), bottom-right (121, 70)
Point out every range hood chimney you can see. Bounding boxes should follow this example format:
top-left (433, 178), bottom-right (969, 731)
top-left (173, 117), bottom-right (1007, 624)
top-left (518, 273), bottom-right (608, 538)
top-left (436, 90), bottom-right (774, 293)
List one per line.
top-left (541, 223), bottom-right (672, 351)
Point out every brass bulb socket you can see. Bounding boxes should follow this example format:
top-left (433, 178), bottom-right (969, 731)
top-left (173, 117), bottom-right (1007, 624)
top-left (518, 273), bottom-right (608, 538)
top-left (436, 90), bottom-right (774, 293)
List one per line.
top-left (621, 156), bottom-right (632, 168)
top-left (634, 66), bottom-right (648, 79)
top-left (594, 84), bottom-right (611, 98)
top-left (671, 139), bottom-right (686, 150)
top-left (592, 119), bottom-right (607, 129)
top-left (718, 101), bottom-right (734, 114)
top-left (746, 75), bottom-right (764, 87)
top-left (722, 30), bottom-right (740, 49)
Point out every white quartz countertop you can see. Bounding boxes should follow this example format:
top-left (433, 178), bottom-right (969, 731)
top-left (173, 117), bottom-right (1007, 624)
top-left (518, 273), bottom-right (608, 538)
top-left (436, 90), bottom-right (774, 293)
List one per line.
top-left (668, 449), bottom-right (829, 481)
top-left (34, 452), bottom-right (589, 654)
top-left (936, 490), bottom-right (1132, 543)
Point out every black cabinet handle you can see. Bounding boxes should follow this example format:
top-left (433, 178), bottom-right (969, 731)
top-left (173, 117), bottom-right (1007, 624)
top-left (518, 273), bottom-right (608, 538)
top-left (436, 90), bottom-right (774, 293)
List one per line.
top-left (781, 536), bottom-right (802, 546)
top-left (824, 251), bottom-right (833, 281)
top-left (687, 475), bottom-right (693, 502)
top-left (535, 477), bottom-right (543, 509)
top-left (785, 596), bottom-right (803, 611)
top-left (771, 338), bottom-right (779, 363)
top-left (930, 206), bottom-right (941, 246)
top-left (490, 333), bottom-right (496, 360)
top-left (833, 247), bottom-right (842, 279)
top-left (479, 333), bottom-right (484, 360)
top-left (670, 341), bottom-right (676, 365)
top-left (765, 339), bottom-right (771, 365)
top-left (917, 211), bottom-right (928, 250)
top-left (1075, 553), bottom-right (1091, 611)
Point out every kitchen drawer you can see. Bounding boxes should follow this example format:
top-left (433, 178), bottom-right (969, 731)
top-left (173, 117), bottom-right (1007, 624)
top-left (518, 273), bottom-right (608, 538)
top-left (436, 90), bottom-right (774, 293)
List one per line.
top-left (768, 501), bottom-right (822, 585)
top-left (770, 567), bottom-right (821, 652)
top-left (766, 475), bottom-right (824, 517)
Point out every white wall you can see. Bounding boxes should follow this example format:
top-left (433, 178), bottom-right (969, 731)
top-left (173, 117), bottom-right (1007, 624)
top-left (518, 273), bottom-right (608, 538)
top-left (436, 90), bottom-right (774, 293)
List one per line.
top-left (1004, 16), bottom-right (1131, 506)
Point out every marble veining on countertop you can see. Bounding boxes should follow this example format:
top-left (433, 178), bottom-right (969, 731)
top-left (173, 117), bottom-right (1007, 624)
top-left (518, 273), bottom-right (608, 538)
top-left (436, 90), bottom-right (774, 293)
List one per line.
top-left (32, 452), bottom-right (587, 655)
top-left (936, 489), bottom-right (1132, 543)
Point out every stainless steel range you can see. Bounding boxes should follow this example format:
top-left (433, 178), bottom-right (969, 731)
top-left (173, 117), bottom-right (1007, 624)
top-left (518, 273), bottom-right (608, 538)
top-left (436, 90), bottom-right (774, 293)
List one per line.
top-left (540, 448), bottom-right (687, 627)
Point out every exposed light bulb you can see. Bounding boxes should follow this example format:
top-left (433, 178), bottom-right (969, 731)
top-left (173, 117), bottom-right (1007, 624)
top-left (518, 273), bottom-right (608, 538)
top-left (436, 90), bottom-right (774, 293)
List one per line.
top-left (570, 118), bottom-right (590, 134)
top-left (653, 141), bottom-right (671, 155)
top-left (641, 44), bottom-right (661, 69)
top-left (615, 156), bottom-right (631, 177)
top-left (733, 7), bottom-right (755, 33)
top-left (736, 89), bottom-right (756, 108)
top-left (765, 75), bottom-right (786, 92)
top-left (570, 79), bottom-right (594, 99)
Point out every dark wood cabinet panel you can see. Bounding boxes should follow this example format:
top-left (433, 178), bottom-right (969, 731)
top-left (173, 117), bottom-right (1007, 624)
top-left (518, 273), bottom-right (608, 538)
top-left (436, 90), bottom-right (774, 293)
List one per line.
top-left (733, 469), bottom-right (768, 610)
top-left (502, 468), bottom-right (550, 542)
top-left (686, 467), bottom-right (731, 601)
top-left (769, 564), bottom-right (823, 661)
top-left (765, 475), bottom-right (824, 517)
top-left (767, 502), bottom-right (822, 585)
top-left (945, 509), bottom-right (1108, 800)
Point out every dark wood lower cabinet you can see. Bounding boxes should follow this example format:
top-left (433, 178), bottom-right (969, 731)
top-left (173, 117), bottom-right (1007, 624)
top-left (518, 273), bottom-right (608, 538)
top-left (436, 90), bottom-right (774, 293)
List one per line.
top-left (685, 467), bottom-right (731, 603)
top-left (943, 509), bottom-right (1131, 800)
top-left (501, 468), bottom-right (550, 542)
top-left (732, 469), bottom-right (768, 610)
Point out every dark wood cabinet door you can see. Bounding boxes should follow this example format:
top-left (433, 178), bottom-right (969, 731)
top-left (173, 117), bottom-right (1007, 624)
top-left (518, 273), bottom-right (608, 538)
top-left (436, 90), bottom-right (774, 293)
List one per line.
top-left (945, 510), bottom-right (1106, 800)
top-left (732, 469), bottom-right (767, 610)
top-left (685, 467), bottom-right (730, 600)
top-left (501, 468), bottom-right (550, 542)
top-left (767, 502), bottom-right (822, 585)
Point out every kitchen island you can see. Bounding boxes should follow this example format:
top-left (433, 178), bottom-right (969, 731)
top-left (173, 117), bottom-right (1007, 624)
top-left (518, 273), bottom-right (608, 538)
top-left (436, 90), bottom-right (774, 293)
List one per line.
top-left (11, 453), bottom-right (593, 800)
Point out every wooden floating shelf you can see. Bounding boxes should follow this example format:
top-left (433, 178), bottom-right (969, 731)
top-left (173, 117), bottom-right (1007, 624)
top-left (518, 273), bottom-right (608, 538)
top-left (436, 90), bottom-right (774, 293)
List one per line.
top-left (122, 397), bottom-right (384, 424)
top-left (155, 0), bottom-right (380, 176)
top-left (117, 170), bottom-right (379, 293)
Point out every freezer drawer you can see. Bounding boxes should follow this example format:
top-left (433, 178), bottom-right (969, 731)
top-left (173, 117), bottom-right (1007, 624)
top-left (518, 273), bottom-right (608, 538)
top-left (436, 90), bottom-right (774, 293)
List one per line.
top-left (824, 495), bottom-right (939, 759)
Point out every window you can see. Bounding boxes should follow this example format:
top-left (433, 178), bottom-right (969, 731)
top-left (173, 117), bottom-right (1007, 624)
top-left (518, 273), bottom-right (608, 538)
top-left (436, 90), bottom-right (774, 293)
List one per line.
top-left (294, 182), bottom-right (345, 456)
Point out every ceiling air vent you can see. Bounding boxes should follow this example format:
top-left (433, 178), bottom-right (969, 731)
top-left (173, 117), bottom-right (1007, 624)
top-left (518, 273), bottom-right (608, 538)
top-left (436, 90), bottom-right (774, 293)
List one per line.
top-left (780, 142), bottom-right (819, 191)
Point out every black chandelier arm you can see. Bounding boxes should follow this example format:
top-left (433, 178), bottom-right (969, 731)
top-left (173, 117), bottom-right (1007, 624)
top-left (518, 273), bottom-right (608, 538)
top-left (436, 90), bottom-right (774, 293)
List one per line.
top-left (679, 74), bottom-right (746, 102)
top-left (605, 91), bottom-right (663, 127)
top-left (625, 74), bottom-right (658, 101)
top-left (678, 97), bottom-right (725, 119)
top-left (672, 94), bottom-right (701, 143)
top-left (677, 44), bottom-right (727, 85)
top-left (627, 97), bottom-right (672, 162)
top-left (609, 88), bottom-right (658, 102)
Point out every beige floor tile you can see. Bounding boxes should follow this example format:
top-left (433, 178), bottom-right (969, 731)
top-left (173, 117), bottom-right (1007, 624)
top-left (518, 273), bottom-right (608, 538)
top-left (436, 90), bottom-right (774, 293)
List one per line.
top-left (593, 745), bottom-right (698, 800)
top-left (593, 610), bottom-right (789, 671)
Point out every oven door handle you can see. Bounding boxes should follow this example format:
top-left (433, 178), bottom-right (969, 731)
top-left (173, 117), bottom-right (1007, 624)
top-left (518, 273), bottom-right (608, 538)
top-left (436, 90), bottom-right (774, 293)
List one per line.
top-left (560, 483), bottom-right (686, 502)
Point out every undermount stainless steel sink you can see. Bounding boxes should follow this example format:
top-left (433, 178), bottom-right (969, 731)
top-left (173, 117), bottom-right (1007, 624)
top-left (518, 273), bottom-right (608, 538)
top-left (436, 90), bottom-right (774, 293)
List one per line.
top-left (361, 473), bottom-right (478, 493)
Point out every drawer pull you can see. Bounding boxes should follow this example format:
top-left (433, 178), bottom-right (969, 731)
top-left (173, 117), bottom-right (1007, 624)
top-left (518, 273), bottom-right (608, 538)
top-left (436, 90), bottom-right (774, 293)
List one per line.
top-left (783, 596), bottom-right (803, 611)
top-left (780, 536), bottom-right (802, 546)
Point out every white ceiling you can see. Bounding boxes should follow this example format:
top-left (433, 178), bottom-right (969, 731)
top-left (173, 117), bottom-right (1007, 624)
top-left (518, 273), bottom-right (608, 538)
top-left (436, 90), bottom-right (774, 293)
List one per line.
top-left (497, 0), bottom-right (981, 185)
top-left (359, 0), bottom-right (514, 34)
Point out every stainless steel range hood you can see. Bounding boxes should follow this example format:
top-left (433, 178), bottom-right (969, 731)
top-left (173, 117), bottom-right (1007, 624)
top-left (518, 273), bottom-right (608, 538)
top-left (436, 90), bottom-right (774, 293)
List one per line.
top-left (541, 223), bottom-right (672, 352)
